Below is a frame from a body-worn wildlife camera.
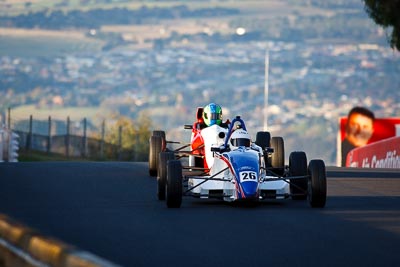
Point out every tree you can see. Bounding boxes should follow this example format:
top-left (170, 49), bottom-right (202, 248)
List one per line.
top-left (105, 113), bottom-right (152, 160)
top-left (134, 113), bottom-right (153, 159)
top-left (363, 0), bottom-right (400, 51)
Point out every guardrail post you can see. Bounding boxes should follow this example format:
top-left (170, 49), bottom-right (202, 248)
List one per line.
top-left (7, 107), bottom-right (11, 129)
top-left (0, 129), bottom-right (3, 162)
top-left (82, 118), bottom-right (87, 158)
top-left (47, 116), bottom-right (52, 154)
top-left (118, 125), bottom-right (122, 160)
top-left (66, 116), bottom-right (70, 157)
top-left (100, 120), bottom-right (105, 159)
top-left (26, 115), bottom-right (33, 151)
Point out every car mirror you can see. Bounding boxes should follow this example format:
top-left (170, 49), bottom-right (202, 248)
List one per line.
top-left (211, 146), bottom-right (221, 152)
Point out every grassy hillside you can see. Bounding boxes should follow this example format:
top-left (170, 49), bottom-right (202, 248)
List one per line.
top-left (18, 150), bottom-right (79, 161)
top-left (10, 105), bottom-right (113, 122)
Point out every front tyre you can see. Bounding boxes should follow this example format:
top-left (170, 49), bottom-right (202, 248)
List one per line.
top-left (149, 135), bottom-right (162, 177)
top-left (308, 159), bottom-right (327, 208)
top-left (289, 151), bottom-right (308, 200)
top-left (157, 152), bottom-right (175, 200)
top-left (166, 160), bottom-right (183, 208)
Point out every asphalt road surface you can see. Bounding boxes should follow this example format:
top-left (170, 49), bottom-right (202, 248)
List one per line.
top-left (0, 162), bottom-right (399, 267)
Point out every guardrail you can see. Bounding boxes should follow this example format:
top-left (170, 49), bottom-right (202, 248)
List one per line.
top-left (0, 214), bottom-right (121, 267)
top-left (3, 109), bottom-right (149, 161)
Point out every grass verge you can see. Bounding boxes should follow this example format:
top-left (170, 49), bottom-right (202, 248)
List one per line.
top-left (18, 149), bottom-right (88, 162)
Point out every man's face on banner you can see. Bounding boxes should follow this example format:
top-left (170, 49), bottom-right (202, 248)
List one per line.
top-left (346, 113), bottom-right (374, 147)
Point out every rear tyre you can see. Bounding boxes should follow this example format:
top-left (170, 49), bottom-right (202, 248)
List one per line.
top-left (166, 160), bottom-right (183, 208)
top-left (149, 135), bottom-right (162, 177)
top-left (308, 159), bottom-right (327, 208)
top-left (289, 151), bottom-right (308, 200)
top-left (271, 136), bottom-right (285, 175)
top-left (157, 152), bottom-right (175, 200)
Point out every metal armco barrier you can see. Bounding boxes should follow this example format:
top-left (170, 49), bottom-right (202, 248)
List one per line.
top-left (0, 214), bottom-right (121, 267)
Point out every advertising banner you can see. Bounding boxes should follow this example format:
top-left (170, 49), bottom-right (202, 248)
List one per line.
top-left (346, 136), bottom-right (400, 168)
top-left (337, 117), bottom-right (400, 167)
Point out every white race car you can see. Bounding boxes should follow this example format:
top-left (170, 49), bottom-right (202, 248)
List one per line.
top-left (151, 115), bottom-right (327, 209)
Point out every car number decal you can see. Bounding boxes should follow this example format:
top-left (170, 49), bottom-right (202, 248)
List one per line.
top-left (239, 171), bottom-right (257, 182)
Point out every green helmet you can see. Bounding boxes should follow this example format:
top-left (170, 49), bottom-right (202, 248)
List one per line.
top-left (203, 103), bottom-right (222, 126)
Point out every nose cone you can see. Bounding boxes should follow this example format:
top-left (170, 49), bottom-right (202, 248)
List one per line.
top-left (228, 149), bottom-right (260, 200)
top-left (241, 180), bottom-right (259, 198)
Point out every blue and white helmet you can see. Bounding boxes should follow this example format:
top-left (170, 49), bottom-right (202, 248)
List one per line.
top-left (230, 129), bottom-right (251, 148)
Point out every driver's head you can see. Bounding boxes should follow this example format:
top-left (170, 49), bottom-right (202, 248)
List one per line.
top-left (203, 103), bottom-right (222, 126)
top-left (230, 129), bottom-right (251, 148)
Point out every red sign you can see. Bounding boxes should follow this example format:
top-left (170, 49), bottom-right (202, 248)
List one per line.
top-left (346, 137), bottom-right (400, 168)
top-left (338, 117), bottom-right (400, 167)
